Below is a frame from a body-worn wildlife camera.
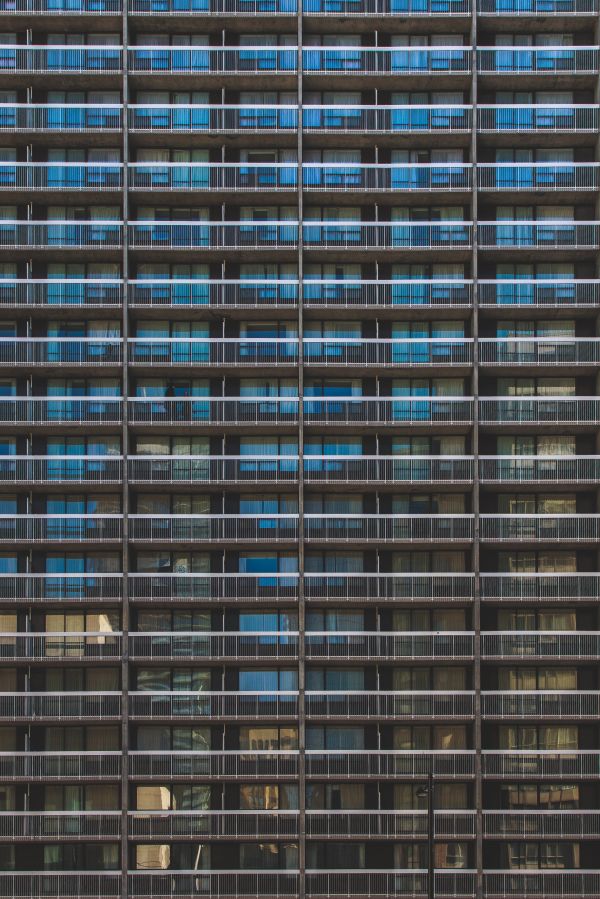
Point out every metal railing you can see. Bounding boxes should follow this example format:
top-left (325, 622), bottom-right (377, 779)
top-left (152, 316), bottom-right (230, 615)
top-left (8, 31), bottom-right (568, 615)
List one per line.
top-left (0, 45), bottom-right (122, 72)
top-left (304, 0), bottom-right (471, 11)
top-left (129, 104), bottom-right (297, 132)
top-left (306, 871), bottom-right (476, 897)
top-left (478, 221), bottom-right (600, 249)
top-left (481, 690), bottom-right (600, 718)
top-left (478, 163), bottom-right (600, 191)
top-left (305, 631), bottom-right (474, 659)
top-left (302, 222), bottom-right (473, 249)
top-left (478, 397), bottom-right (600, 425)
top-left (129, 631), bottom-right (299, 660)
top-left (0, 873), bottom-right (121, 898)
top-left (129, 46), bottom-right (297, 73)
top-left (304, 573), bottom-right (475, 602)
top-left (0, 810), bottom-right (121, 839)
top-left (303, 397), bottom-right (474, 425)
top-left (304, 455), bottom-right (474, 483)
top-left (306, 810), bottom-right (475, 838)
top-left (303, 338), bottom-right (473, 366)
top-left (478, 46), bottom-right (599, 73)
top-left (129, 0), bottom-right (297, 11)
top-left (304, 514), bottom-right (474, 541)
top-left (128, 872), bottom-right (299, 899)
top-left (303, 105), bottom-right (472, 132)
top-left (128, 397), bottom-right (299, 426)
top-left (303, 279), bottom-right (473, 307)
top-left (128, 573), bottom-right (299, 603)
top-left (478, 279), bottom-right (600, 307)
top-left (0, 692), bottom-right (121, 719)
top-left (484, 810), bottom-right (600, 838)
top-left (129, 691), bottom-right (299, 719)
top-left (129, 279), bottom-right (298, 307)
top-left (0, 456), bottom-right (122, 484)
top-left (306, 690), bottom-right (475, 718)
top-left (478, 0), bottom-right (597, 11)
top-left (479, 455), bottom-right (600, 484)
top-left (302, 46), bottom-right (471, 73)
top-left (129, 338), bottom-right (298, 366)
top-left (0, 632), bottom-right (122, 660)
top-left (306, 749), bottom-right (475, 778)
top-left (0, 0), bottom-right (122, 9)
top-left (128, 750), bottom-right (298, 780)
top-left (0, 751), bottom-right (121, 781)
top-left (130, 163), bottom-right (298, 192)
top-left (480, 514), bottom-right (600, 542)
top-left (129, 514), bottom-right (298, 542)
top-left (478, 104), bottom-right (599, 131)
top-left (0, 163), bottom-right (123, 191)
top-left (0, 104), bottom-right (122, 131)
top-left (0, 221), bottom-right (123, 248)
top-left (0, 573), bottom-right (123, 603)
top-left (482, 631), bottom-right (600, 658)
top-left (304, 164), bottom-right (472, 192)
top-left (0, 397), bottom-right (122, 425)
top-left (128, 455), bottom-right (299, 484)
top-left (0, 279), bottom-right (124, 307)
top-left (129, 221), bottom-right (298, 249)
top-left (0, 338), bottom-right (122, 366)
top-left (483, 871), bottom-right (600, 898)
top-left (128, 809), bottom-right (299, 839)
top-left (480, 573), bottom-right (600, 601)
top-left (482, 750), bottom-right (600, 779)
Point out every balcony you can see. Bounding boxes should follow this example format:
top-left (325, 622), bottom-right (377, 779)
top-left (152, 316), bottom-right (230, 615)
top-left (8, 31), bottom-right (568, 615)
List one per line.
top-left (477, 46), bottom-right (599, 75)
top-left (480, 573), bottom-right (600, 601)
top-left (129, 338), bottom-right (298, 367)
top-left (305, 690), bottom-right (475, 719)
top-left (0, 397), bottom-right (122, 426)
top-left (485, 811), bottom-right (600, 839)
top-left (129, 0), bottom-right (296, 12)
top-left (304, 455), bottom-right (474, 484)
top-left (304, 280), bottom-right (471, 307)
top-left (0, 163), bottom-right (123, 191)
top-left (303, 164), bottom-right (472, 192)
top-left (0, 810), bottom-right (121, 840)
top-left (129, 750), bottom-right (298, 780)
top-left (129, 46), bottom-right (296, 74)
top-left (129, 279), bottom-right (298, 307)
top-left (304, 573), bottom-right (475, 603)
top-left (130, 163), bottom-right (298, 192)
top-left (0, 692), bottom-right (121, 719)
top-left (305, 871), bottom-right (476, 898)
top-left (303, 397), bottom-right (474, 426)
top-left (128, 397), bottom-right (299, 427)
top-left (128, 872), bottom-right (299, 899)
top-left (478, 105), bottom-right (599, 132)
top-left (128, 809), bottom-right (298, 840)
top-left (0, 751), bottom-right (121, 781)
top-left (306, 810), bottom-right (475, 839)
top-left (129, 691), bottom-right (299, 720)
top-left (0, 338), bottom-right (122, 366)
top-left (303, 339), bottom-right (473, 367)
top-left (482, 630), bottom-right (600, 659)
top-left (478, 164), bottom-right (600, 192)
top-left (0, 632), bottom-right (122, 661)
top-left (302, 222), bottom-right (473, 250)
top-left (304, 514), bottom-right (473, 542)
top-left (129, 104), bottom-right (296, 133)
top-left (0, 45), bottom-right (122, 73)
top-left (302, 46), bottom-right (471, 75)
top-left (0, 104), bottom-right (122, 132)
top-left (0, 573), bottom-right (123, 603)
top-left (0, 279), bottom-right (123, 307)
top-left (0, 874), bottom-right (121, 898)
top-left (128, 455), bottom-right (299, 485)
top-left (480, 515), bottom-right (600, 543)
top-left (303, 105), bottom-right (471, 134)
top-left (0, 0), bottom-right (122, 10)
top-left (129, 631), bottom-right (298, 661)
top-left (481, 691), bottom-right (600, 719)
top-left (478, 222), bottom-right (600, 250)
top-left (478, 397), bottom-right (600, 426)
top-left (305, 631), bottom-right (474, 659)
top-left (128, 573), bottom-right (299, 603)
top-left (483, 871), bottom-right (600, 898)
top-left (129, 514), bottom-right (297, 543)
top-left (129, 221), bottom-right (298, 250)
top-left (0, 455), bottom-right (122, 484)
top-left (482, 750), bottom-right (600, 779)
top-left (304, 0), bottom-right (471, 11)
top-left (479, 279), bottom-right (600, 307)
top-left (306, 749), bottom-right (475, 779)
top-left (479, 455), bottom-right (600, 484)
top-left (0, 221), bottom-right (123, 249)
top-left (478, 0), bottom-right (598, 12)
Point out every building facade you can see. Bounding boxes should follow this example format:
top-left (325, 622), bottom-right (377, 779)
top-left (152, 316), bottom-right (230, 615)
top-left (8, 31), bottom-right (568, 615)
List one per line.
top-left (0, 0), bottom-right (598, 895)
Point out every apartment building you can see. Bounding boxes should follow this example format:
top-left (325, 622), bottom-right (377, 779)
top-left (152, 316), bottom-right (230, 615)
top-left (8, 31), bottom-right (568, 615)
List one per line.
top-left (0, 0), bottom-right (598, 894)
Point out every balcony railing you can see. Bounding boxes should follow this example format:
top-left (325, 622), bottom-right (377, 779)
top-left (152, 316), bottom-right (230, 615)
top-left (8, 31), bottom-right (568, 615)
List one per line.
top-left (0, 632), bottom-right (121, 661)
top-left (129, 872), bottom-right (300, 898)
top-left (0, 515), bottom-right (122, 542)
top-left (0, 810), bottom-right (121, 839)
top-left (478, 0), bottom-right (598, 12)
top-left (304, 514), bottom-right (474, 541)
top-left (478, 221), bottom-right (600, 249)
top-left (129, 632), bottom-right (298, 660)
top-left (130, 163), bottom-right (298, 192)
top-left (478, 279), bottom-right (600, 307)
top-left (304, 455), bottom-right (474, 484)
top-left (0, 0), bottom-right (122, 10)
top-left (129, 46), bottom-right (297, 73)
top-left (128, 809), bottom-right (299, 840)
top-left (0, 692), bottom-right (121, 719)
top-left (0, 338), bottom-right (122, 365)
top-left (0, 221), bottom-right (123, 248)
top-left (0, 573), bottom-right (123, 603)
top-left (128, 455), bottom-right (299, 484)
top-left (484, 810), bottom-right (600, 838)
top-left (482, 631), bottom-right (600, 659)
top-left (306, 871), bottom-right (476, 898)
top-left (303, 280), bottom-right (473, 307)
top-left (303, 164), bottom-right (472, 192)
top-left (306, 690), bottom-right (475, 718)
top-left (304, 0), bottom-right (471, 11)
top-left (303, 397), bottom-right (474, 425)
top-left (129, 221), bottom-right (298, 250)
top-left (0, 873), bottom-right (121, 898)
top-left (129, 279), bottom-right (298, 307)
top-left (480, 514), bottom-right (600, 542)
top-left (0, 279), bottom-right (123, 307)
top-left (482, 750), bottom-right (600, 779)
top-left (127, 397), bottom-right (299, 426)
top-left (0, 163), bottom-right (123, 191)
top-left (306, 749), bottom-right (475, 779)
top-left (479, 455), bottom-right (600, 484)
top-left (302, 46), bottom-right (471, 73)
top-left (304, 573), bottom-right (475, 602)
top-left (478, 104), bottom-right (599, 131)
top-left (129, 514), bottom-right (298, 542)
top-left (303, 339), bottom-right (473, 366)
top-left (129, 104), bottom-right (297, 132)
top-left (478, 397), bottom-right (600, 425)
top-left (302, 222), bottom-right (473, 249)
top-left (129, 338), bottom-right (298, 366)
top-left (303, 105), bottom-right (472, 132)
top-left (0, 45), bottom-right (122, 72)
top-left (0, 104), bottom-right (122, 131)
top-left (129, 691), bottom-right (299, 719)
top-left (482, 691), bottom-right (600, 718)
top-left (480, 573), bottom-right (600, 601)
top-left (129, 0), bottom-right (297, 12)
top-left (478, 163), bottom-right (600, 191)
top-left (478, 46), bottom-right (599, 74)
top-left (483, 871), bottom-right (600, 898)
top-left (129, 750), bottom-right (298, 780)
top-left (128, 573), bottom-right (299, 603)
top-left (0, 751), bottom-right (121, 781)
top-left (0, 397), bottom-right (122, 425)
top-left (306, 810), bottom-right (475, 838)
top-left (0, 456), bottom-right (122, 484)
top-left (305, 631), bottom-right (474, 659)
